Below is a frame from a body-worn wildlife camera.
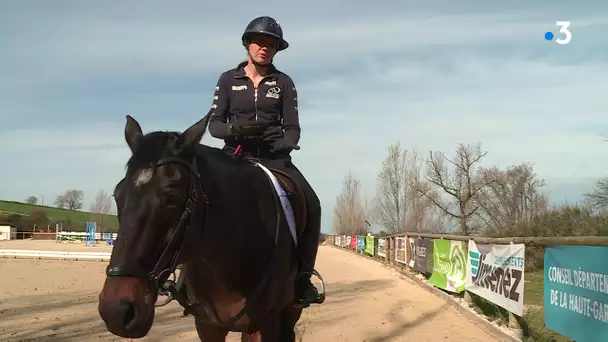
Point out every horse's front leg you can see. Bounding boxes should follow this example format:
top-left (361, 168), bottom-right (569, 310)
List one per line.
top-left (194, 319), bottom-right (228, 342)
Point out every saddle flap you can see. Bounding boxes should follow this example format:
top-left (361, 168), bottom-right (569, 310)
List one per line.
top-left (254, 162), bottom-right (298, 246)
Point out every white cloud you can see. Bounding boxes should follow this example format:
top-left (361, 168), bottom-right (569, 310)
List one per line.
top-left (1, 1), bottom-right (608, 232)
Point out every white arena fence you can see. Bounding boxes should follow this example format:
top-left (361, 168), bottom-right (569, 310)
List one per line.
top-left (0, 249), bottom-right (111, 261)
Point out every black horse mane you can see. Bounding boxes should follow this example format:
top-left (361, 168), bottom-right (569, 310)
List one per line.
top-left (125, 130), bottom-right (249, 177)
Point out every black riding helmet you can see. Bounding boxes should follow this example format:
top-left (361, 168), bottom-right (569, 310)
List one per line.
top-left (241, 16), bottom-right (289, 51)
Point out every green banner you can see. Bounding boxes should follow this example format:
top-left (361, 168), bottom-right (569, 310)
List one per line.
top-left (365, 236), bottom-right (374, 255)
top-left (428, 239), bottom-right (467, 293)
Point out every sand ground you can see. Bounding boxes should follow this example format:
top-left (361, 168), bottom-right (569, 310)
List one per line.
top-left (0, 240), bottom-right (500, 341)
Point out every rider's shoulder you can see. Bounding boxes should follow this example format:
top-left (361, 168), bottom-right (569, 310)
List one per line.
top-left (271, 67), bottom-right (295, 86)
top-left (217, 61), bottom-right (247, 81)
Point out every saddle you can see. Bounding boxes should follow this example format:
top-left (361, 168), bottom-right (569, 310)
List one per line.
top-left (253, 162), bottom-right (308, 244)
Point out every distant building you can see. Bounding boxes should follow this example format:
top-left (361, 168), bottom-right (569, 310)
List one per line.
top-left (0, 225), bottom-right (17, 240)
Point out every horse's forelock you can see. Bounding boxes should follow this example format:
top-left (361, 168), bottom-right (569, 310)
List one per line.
top-left (125, 131), bottom-right (181, 174)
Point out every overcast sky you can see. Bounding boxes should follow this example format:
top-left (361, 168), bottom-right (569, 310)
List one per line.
top-left (1, 1), bottom-right (607, 232)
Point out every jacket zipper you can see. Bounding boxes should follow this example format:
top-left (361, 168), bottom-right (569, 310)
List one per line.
top-left (254, 87), bottom-right (258, 121)
top-left (249, 75), bottom-right (269, 157)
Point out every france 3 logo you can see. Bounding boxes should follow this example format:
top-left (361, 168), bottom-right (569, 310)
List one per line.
top-left (544, 21), bottom-right (572, 45)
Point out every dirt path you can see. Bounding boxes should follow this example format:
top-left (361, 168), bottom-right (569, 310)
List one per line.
top-left (0, 241), bottom-right (499, 341)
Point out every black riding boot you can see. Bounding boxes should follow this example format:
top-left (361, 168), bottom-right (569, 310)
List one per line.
top-left (294, 200), bottom-right (322, 307)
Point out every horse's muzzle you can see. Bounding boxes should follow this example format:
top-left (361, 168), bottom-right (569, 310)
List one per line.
top-left (98, 276), bottom-right (156, 338)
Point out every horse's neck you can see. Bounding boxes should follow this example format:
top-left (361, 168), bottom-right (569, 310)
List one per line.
top-left (188, 153), bottom-right (276, 292)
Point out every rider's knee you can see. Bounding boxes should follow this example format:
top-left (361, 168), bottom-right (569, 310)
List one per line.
top-left (307, 191), bottom-right (321, 218)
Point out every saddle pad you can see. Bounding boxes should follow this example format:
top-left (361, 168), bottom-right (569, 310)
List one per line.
top-left (254, 162), bottom-right (298, 246)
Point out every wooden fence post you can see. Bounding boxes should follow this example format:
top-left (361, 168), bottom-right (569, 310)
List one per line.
top-left (509, 312), bottom-right (523, 339)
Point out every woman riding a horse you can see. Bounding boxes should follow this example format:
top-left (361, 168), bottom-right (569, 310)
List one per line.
top-left (208, 15), bottom-right (322, 307)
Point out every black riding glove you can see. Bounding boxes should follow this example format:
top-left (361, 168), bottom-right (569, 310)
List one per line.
top-left (230, 121), bottom-right (268, 139)
top-left (271, 139), bottom-right (300, 153)
top-left (261, 126), bottom-right (284, 140)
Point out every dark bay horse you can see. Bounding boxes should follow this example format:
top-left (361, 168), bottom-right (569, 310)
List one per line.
top-left (97, 114), bottom-right (324, 341)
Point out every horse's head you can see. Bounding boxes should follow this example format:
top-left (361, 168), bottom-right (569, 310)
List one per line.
top-left (98, 114), bottom-right (210, 338)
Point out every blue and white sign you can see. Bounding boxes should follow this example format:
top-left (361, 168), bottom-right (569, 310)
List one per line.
top-left (544, 245), bottom-right (608, 341)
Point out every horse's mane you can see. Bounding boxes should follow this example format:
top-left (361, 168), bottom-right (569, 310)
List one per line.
top-left (125, 130), bottom-right (251, 177)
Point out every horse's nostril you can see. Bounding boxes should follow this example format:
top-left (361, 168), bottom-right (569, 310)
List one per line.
top-left (120, 300), bottom-right (139, 330)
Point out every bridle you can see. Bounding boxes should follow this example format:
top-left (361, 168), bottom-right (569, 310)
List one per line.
top-left (106, 156), bottom-right (204, 286)
top-left (104, 154), bottom-right (283, 330)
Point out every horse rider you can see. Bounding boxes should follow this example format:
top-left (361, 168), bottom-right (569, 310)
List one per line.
top-left (207, 16), bottom-right (322, 307)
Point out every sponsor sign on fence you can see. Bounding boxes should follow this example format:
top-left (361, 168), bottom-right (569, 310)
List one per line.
top-left (350, 236), bottom-right (357, 250)
top-left (544, 246), bottom-right (608, 341)
top-left (465, 241), bottom-right (526, 316)
top-left (395, 236), bottom-right (407, 264)
top-left (357, 236), bottom-right (365, 252)
top-left (377, 238), bottom-right (387, 258)
top-left (407, 237), bottom-right (416, 268)
top-left (414, 238), bottom-right (433, 274)
top-left (429, 239), bottom-right (467, 293)
top-left (364, 236), bottom-right (374, 256)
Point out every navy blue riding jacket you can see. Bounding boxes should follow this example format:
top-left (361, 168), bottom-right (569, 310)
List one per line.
top-left (208, 61), bottom-right (300, 160)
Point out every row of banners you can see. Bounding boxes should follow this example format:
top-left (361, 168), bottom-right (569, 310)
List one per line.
top-left (329, 235), bottom-right (608, 341)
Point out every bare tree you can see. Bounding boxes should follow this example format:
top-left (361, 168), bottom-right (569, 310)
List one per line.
top-left (90, 190), bottom-right (112, 215)
top-left (90, 190), bottom-right (113, 234)
top-left (418, 143), bottom-right (492, 235)
top-left (405, 149), bottom-right (435, 232)
top-left (475, 163), bottom-right (548, 235)
top-left (374, 142), bottom-right (409, 234)
top-left (24, 196), bottom-right (38, 205)
top-left (333, 171), bottom-right (369, 235)
top-left (584, 179), bottom-right (608, 209)
top-left (55, 189), bottom-right (84, 210)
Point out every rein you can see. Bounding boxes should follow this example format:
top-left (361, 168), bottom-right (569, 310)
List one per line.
top-left (105, 153), bottom-right (283, 330)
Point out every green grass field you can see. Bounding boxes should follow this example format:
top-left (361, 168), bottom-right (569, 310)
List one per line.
top-left (0, 200), bottom-right (119, 231)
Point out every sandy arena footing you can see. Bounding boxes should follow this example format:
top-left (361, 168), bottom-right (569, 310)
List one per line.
top-left (0, 240), bottom-right (499, 341)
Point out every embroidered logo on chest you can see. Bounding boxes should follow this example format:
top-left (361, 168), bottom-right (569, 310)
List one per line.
top-left (266, 86), bottom-right (281, 99)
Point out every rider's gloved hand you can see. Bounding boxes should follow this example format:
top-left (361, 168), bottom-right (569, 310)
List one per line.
top-left (271, 139), bottom-right (300, 153)
top-left (230, 121), bottom-right (268, 139)
top-left (261, 126), bottom-right (284, 140)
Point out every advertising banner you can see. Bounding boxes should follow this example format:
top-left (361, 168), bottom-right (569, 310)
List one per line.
top-left (408, 237), bottom-right (416, 268)
top-left (544, 246), bottom-right (608, 341)
top-left (357, 236), bottom-right (365, 252)
top-left (365, 236), bottom-right (374, 256)
top-left (414, 238), bottom-right (433, 274)
top-left (377, 238), bottom-right (387, 258)
top-left (428, 239), bottom-right (467, 293)
top-left (395, 236), bottom-right (407, 264)
top-left (465, 241), bottom-right (526, 316)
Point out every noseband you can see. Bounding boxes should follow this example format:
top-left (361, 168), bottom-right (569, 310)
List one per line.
top-left (105, 156), bottom-right (206, 286)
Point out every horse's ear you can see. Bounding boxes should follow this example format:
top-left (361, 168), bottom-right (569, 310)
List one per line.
top-left (177, 113), bottom-right (211, 150)
top-left (125, 115), bottom-right (143, 153)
